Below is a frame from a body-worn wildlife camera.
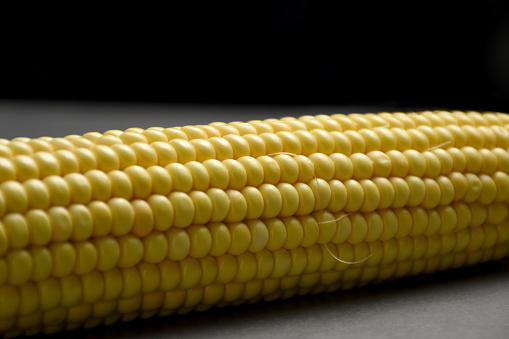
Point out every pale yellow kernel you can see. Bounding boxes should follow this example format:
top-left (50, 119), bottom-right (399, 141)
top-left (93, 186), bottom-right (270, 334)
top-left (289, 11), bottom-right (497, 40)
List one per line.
top-left (65, 173), bottom-right (92, 204)
top-left (294, 182), bottom-right (315, 216)
top-left (0, 158), bottom-right (15, 183)
top-left (487, 202), bottom-right (508, 224)
top-left (446, 125), bottom-right (467, 148)
top-left (395, 208), bottom-right (413, 239)
top-left (311, 129), bottom-right (335, 154)
top-left (208, 137), bottom-right (234, 160)
top-left (391, 128), bottom-right (412, 151)
top-left (43, 176), bottom-right (70, 206)
top-left (50, 242), bottom-right (76, 278)
top-left (343, 179), bottom-right (364, 213)
top-left (188, 191), bottom-right (212, 224)
top-left (390, 177), bottom-right (410, 208)
top-left (119, 268), bottom-right (141, 299)
top-left (142, 129), bottom-right (168, 143)
top-left (74, 241), bottom-right (98, 275)
top-left (109, 198), bottom-right (134, 236)
top-left (120, 131), bottom-right (148, 145)
top-left (367, 151), bottom-right (392, 177)
top-left (350, 153), bottom-right (373, 179)
top-left (408, 207), bottom-right (428, 237)
top-left (188, 139), bottom-right (216, 162)
top-left (309, 178), bottom-right (331, 211)
top-left (48, 206), bottom-right (72, 242)
top-left (100, 268), bottom-right (124, 305)
top-left (207, 188), bottom-right (230, 222)
top-left (166, 163), bottom-right (193, 193)
top-left (29, 247), bottom-right (52, 281)
top-left (433, 176), bottom-right (454, 206)
top-left (117, 235), bottom-right (144, 268)
top-left (405, 176), bottom-right (425, 207)
top-left (70, 204), bottom-right (93, 241)
top-left (131, 142), bottom-right (158, 167)
top-left (344, 130), bottom-right (366, 153)
top-left (359, 179), bottom-right (380, 213)
top-left (169, 192), bottom-right (195, 227)
top-left (347, 213), bottom-right (368, 245)
top-left (188, 225), bottom-right (212, 258)
top-left (242, 186), bottom-right (264, 220)
top-left (308, 153), bottom-right (334, 181)
top-left (139, 262), bottom-right (161, 294)
top-left (298, 215), bottom-right (319, 247)
top-left (491, 126), bottom-right (509, 148)
top-left (271, 249), bottom-right (291, 278)
top-left (407, 129), bottom-right (430, 151)
top-left (275, 183), bottom-right (298, 217)
top-left (358, 129), bottom-right (382, 152)
top-left (145, 166), bottom-right (172, 195)
top-left (403, 150), bottom-right (426, 177)
top-left (94, 237), bottom-right (120, 271)
top-left (223, 159), bottom-right (248, 190)
top-left (13, 155), bottom-right (39, 181)
top-left (88, 201), bottom-right (112, 237)
top-left (223, 134), bottom-right (251, 158)
top-left (140, 232), bottom-right (167, 264)
top-left (179, 257), bottom-right (202, 289)
top-left (422, 151), bottom-right (441, 178)
top-left (246, 219), bottom-right (269, 252)
top-left (387, 150), bottom-right (410, 178)
top-left (302, 245), bottom-right (322, 274)
top-left (7, 249), bottom-right (32, 285)
top-left (93, 145), bottom-right (119, 172)
top-left (373, 127), bottom-right (397, 152)
top-left (162, 127), bottom-right (188, 140)
top-left (328, 180), bottom-right (347, 212)
top-left (480, 149), bottom-right (498, 175)
top-left (463, 173), bottom-right (482, 203)
top-left (276, 131), bottom-right (303, 155)
top-left (9, 140), bottom-right (33, 156)
top-left (1, 181), bottom-right (28, 212)
top-left (3, 213), bottom-right (29, 249)
top-left (150, 142), bottom-right (178, 167)
top-left (238, 156), bottom-right (265, 187)
top-left (293, 130), bottom-right (317, 156)
top-left (281, 217), bottom-right (303, 249)
top-left (462, 125), bottom-right (484, 148)
top-left (421, 178), bottom-right (441, 209)
top-left (124, 165), bottom-right (152, 199)
top-left (329, 153), bottom-right (353, 180)
top-left (461, 146), bottom-right (482, 173)
top-left (207, 222), bottom-right (230, 256)
top-left (224, 189), bottom-right (247, 223)
top-left (478, 174), bottom-right (497, 205)
top-left (169, 139), bottom-right (197, 163)
top-left (372, 177), bottom-right (395, 210)
top-left (85, 170), bottom-right (111, 201)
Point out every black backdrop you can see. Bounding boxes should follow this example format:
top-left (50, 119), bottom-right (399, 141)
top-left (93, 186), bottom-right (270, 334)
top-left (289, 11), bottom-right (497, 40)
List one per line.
top-left (2, 2), bottom-right (509, 111)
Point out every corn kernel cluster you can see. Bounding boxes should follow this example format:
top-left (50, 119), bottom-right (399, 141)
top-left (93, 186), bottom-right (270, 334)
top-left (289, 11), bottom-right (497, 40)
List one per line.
top-left (0, 110), bottom-right (508, 337)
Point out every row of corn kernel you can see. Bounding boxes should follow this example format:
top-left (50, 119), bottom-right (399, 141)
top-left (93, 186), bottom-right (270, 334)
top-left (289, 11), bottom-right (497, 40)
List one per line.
top-left (2, 147), bottom-right (509, 214)
top-left (1, 236), bottom-right (508, 328)
top-left (1, 134), bottom-right (508, 190)
top-left (1, 171), bottom-right (508, 255)
top-left (2, 116), bottom-right (509, 167)
top-left (3, 169), bottom-right (507, 229)
top-left (3, 110), bottom-right (505, 151)
top-left (1, 170), bottom-right (508, 253)
top-left (3, 241), bottom-right (508, 338)
top-left (2, 218), bottom-right (507, 303)
top-left (1, 148), bottom-right (508, 217)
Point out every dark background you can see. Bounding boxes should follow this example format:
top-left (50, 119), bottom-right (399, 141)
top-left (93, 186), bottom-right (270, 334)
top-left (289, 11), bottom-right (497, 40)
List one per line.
top-left (1, 2), bottom-right (509, 111)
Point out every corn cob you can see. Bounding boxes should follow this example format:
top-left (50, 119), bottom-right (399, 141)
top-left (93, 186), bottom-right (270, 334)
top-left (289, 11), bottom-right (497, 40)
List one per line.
top-left (0, 110), bottom-right (508, 337)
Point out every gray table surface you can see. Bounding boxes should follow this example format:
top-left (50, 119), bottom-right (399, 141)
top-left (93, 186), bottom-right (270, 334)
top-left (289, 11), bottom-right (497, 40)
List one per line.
top-left (0, 101), bottom-right (508, 339)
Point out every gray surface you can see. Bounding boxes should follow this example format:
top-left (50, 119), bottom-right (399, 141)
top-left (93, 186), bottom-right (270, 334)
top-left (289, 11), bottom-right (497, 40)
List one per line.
top-left (1, 101), bottom-right (508, 339)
